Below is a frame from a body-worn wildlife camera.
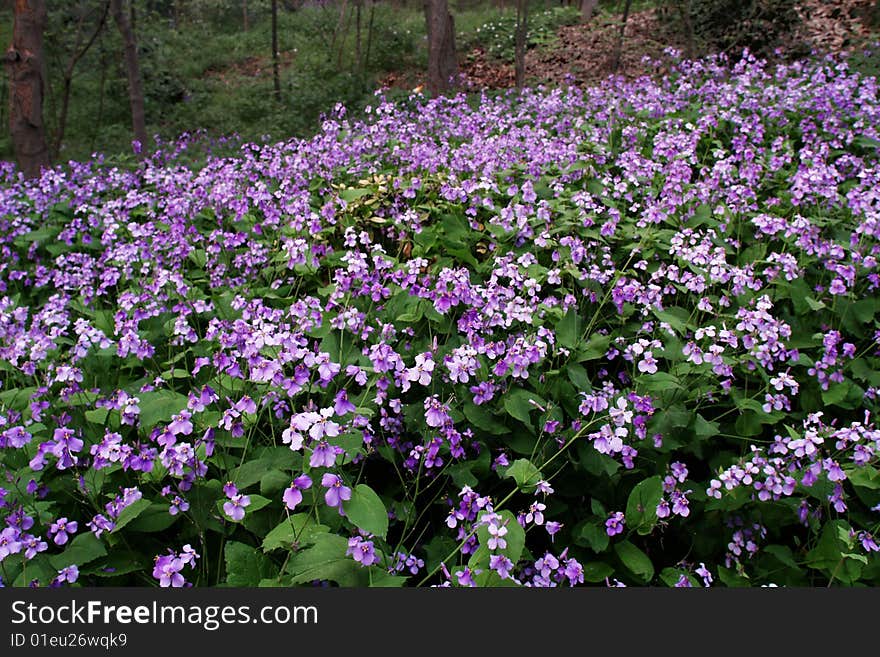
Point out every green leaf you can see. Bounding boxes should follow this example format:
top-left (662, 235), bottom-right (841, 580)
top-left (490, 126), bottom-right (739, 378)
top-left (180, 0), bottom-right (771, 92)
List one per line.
top-left (343, 484), bottom-right (389, 538)
top-left (556, 308), bottom-right (582, 349)
top-left (263, 514), bottom-right (329, 552)
top-left (49, 533), bottom-right (107, 570)
top-left (260, 470), bottom-right (290, 497)
top-left (84, 408), bottom-right (111, 425)
top-left (691, 413), bottom-right (719, 440)
top-left (125, 503), bottom-right (180, 533)
top-left (577, 333), bottom-right (611, 361)
top-left (137, 390), bottom-right (189, 429)
top-left (807, 520), bottom-right (849, 572)
top-left (582, 561), bottom-right (614, 583)
top-left (501, 458), bottom-right (544, 493)
top-left (83, 551), bottom-right (147, 578)
top-left (369, 572), bottom-right (409, 587)
top-left (230, 458), bottom-right (276, 489)
top-left (573, 520), bottom-right (609, 553)
top-left (763, 545), bottom-right (800, 570)
top-left (653, 306), bottom-right (691, 334)
top-left (288, 534), bottom-right (364, 586)
top-left (566, 362), bottom-right (591, 391)
top-left (845, 466), bottom-right (880, 490)
top-left (339, 187), bottom-right (372, 202)
top-left (821, 383), bottom-right (850, 406)
top-left (615, 541), bottom-right (654, 583)
top-left (503, 387), bottom-right (545, 428)
top-left (109, 498), bottom-right (152, 534)
top-left (225, 541), bottom-right (277, 586)
top-left (625, 476), bottom-right (663, 535)
top-left (463, 402), bottom-right (508, 435)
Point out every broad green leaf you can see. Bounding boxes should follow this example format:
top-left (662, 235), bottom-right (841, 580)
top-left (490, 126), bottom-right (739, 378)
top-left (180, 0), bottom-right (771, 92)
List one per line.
top-left (573, 520), bottom-right (610, 553)
top-left (137, 390), bottom-right (189, 429)
top-left (625, 476), bottom-right (663, 535)
top-left (287, 534), bottom-right (364, 586)
top-left (263, 514), bottom-right (329, 552)
top-left (125, 503), bottom-right (180, 533)
top-left (343, 484), bottom-right (388, 538)
top-left (49, 532), bottom-right (107, 570)
top-left (110, 498), bottom-right (152, 534)
top-left (502, 458), bottom-right (544, 493)
top-left (615, 541), bottom-right (654, 583)
top-left (556, 308), bottom-right (582, 349)
top-left (225, 541), bottom-right (277, 586)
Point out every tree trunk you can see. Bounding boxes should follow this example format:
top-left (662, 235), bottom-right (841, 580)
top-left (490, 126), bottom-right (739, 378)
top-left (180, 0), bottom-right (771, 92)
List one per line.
top-left (243, 0), bottom-right (249, 32)
top-left (272, 0), bottom-right (281, 99)
top-left (110, 0), bottom-right (148, 150)
top-left (364, 0), bottom-right (376, 69)
top-left (423, 0), bottom-right (457, 95)
top-left (355, 0), bottom-right (362, 73)
top-left (55, 1), bottom-right (109, 159)
top-left (611, 0), bottom-right (633, 74)
top-left (514, 0), bottom-right (528, 89)
top-left (580, 0), bottom-right (597, 21)
top-left (4, 0), bottom-right (51, 179)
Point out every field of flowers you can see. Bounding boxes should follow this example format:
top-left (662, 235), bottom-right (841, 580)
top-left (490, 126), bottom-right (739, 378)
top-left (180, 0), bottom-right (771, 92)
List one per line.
top-left (1, 50), bottom-right (879, 588)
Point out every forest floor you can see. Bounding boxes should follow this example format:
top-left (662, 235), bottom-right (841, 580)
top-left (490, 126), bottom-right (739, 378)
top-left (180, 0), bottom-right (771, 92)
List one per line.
top-left (382, 0), bottom-right (879, 92)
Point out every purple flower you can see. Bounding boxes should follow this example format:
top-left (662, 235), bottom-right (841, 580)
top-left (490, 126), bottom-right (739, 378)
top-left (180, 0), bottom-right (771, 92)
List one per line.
top-left (545, 521), bottom-right (563, 540)
top-left (605, 511), bottom-right (625, 537)
top-left (309, 407), bottom-right (341, 441)
top-left (334, 390), bottom-right (357, 416)
top-left (309, 440), bottom-right (341, 468)
top-left (283, 474), bottom-right (313, 511)
top-left (48, 518), bottom-right (78, 546)
top-left (0, 527), bottom-right (22, 560)
top-left (455, 567), bottom-right (478, 587)
top-left (489, 554), bottom-right (514, 579)
top-left (223, 485), bottom-right (251, 522)
top-left (321, 473), bottom-right (352, 513)
top-left (152, 555), bottom-right (185, 588)
top-left (423, 396), bottom-right (450, 428)
top-left (52, 565), bottom-right (79, 586)
top-left (347, 536), bottom-right (380, 566)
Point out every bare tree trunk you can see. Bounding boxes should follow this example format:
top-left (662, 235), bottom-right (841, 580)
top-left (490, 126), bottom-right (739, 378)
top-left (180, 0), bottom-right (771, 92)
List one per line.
top-left (364, 0), bottom-right (376, 69)
top-left (580, 0), bottom-right (597, 21)
top-left (4, 0), bottom-right (51, 178)
top-left (514, 0), bottom-right (527, 89)
top-left (678, 0), bottom-right (695, 59)
top-left (272, 0), bottom-right (281, 99)
top-left (423, 0), bottom-right (457, 95)
top-left (55, 1), bottom-right (109, 159)
top-left (90, 36), bottom-right (107, 153)
top-left (355, 0), bottom-right (362, 73)
top-left (243, 0), bottom-right (249, 31)
top-left (110, 0), bottom-right (148, 150)
top-left (611, 0), bottom-right (633, 74)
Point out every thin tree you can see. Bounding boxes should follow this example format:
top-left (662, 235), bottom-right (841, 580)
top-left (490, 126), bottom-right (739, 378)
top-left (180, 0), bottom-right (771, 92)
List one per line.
top-left (364, 0), bottom-right (376, 69)
top-left (580, 0), bottom-right (597, 21)
top-left (55, 0), bottom-right (110, 159)
top-left (110, 0), bottom-right (148, 150)
top-left (514, 0), bottom-right (528, 89)
top-left (610, 0), bottom-right (633, 74)
top-left (272, 0), bottom-right (281, 100)
top-left (4, 0), bottom-right (51, 178)
top-left (243, 0), bottom-right (249, 32)
top-left (423, 0), bottom-right (457, 95)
